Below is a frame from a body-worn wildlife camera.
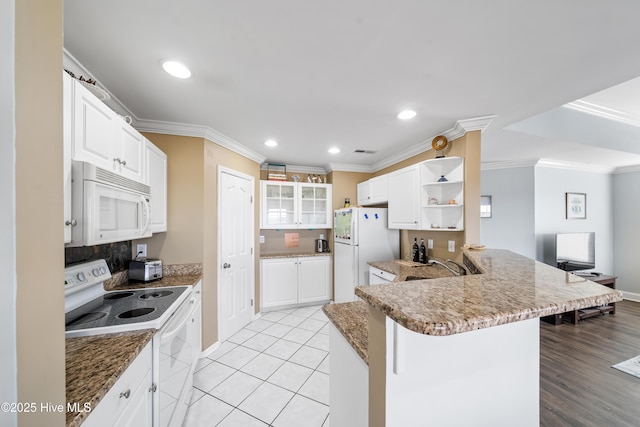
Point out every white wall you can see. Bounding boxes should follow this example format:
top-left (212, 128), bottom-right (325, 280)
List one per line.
top-left (0, 0), bottom-right (17, 425)
top-left (612, 170), bottom-right (640, 299)
top-left (534, 166), bottom-right (613, 274)
top-left (480, 166), bottom-right (536, 258)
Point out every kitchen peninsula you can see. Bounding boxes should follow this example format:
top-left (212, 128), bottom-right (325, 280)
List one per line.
top-left (323, 249), bottom-right (623, 427)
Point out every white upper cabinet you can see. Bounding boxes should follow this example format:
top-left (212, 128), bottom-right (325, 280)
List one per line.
top-left (260, 181), bottom-right (332, 229)
top-left (72, 79), bottom-right (115, 168)
top-left (115, 120), bottom-right (146, 183)
top-left (146, 140), bottom-right (168, 233)
top-left (358, 175), bottom-right (389, 206)
top-left (388, 164), bottom-right (421, 229)
top-left (71, 79), bottom-right (145, 183)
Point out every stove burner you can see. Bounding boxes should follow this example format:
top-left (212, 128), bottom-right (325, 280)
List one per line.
top-left (66, 312), bottom-right (107, 327)
top-left (139, 290), bottom-right (173, 300)
top-left (117, 307), bottom-right (156, 319)
top-left (103, 292), bottom-right (135, 300)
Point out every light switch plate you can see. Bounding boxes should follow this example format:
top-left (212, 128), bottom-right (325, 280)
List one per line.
top-left (448, 240), bottom-right (455, 252)
top-left (427, 239), bottom-right (433, 249)
top-left (259, 235), bottom-right (265, 244)
top-left (136, 243), bottom-right (147, 258)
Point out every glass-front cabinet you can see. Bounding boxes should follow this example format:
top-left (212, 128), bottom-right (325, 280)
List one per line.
top-left (261, 181), bottom-right (332, 229)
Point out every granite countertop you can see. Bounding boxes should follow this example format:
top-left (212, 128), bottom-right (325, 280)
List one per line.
top-left (66, 329), bottom-right (155, 427)
top-left (355, 249), bottom-right (623, 337)
top-left (260, 251), bottom-right (332, 259)
top-left (323, 302), bottom-right (369, 364)
top-left (368, 259), bottom-right (458, 281)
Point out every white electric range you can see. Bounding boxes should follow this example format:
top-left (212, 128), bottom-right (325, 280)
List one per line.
top-left (64, 259), bottom-right (198, 427)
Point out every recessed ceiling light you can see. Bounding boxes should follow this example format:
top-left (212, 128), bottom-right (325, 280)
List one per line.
top-left (264, 139), bottom-right (278, 147)
top-left (162, 61), bottom-right (192, 79)
top-left (397, 110), bottom-right (417, 120)
top-left (328, 147), bottom-right (340, 154)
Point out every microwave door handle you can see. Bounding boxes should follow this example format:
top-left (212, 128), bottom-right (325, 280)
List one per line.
top-left (140, 195), bottom-right (151, 234)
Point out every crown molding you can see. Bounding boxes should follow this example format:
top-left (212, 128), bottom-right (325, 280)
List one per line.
top-left (136, 119), bottom-right (266, 164)
top-left (563, 101), bottom-right (640, 128)
top-left (481, 159), bottom-right (540, 171)
top-left (327, 163), bottom-right (374, 173)
top-left (369, 115), bottom-right (497, 172)
top-left (613, 164), bottom-right (640, 174)
top-left (536, 158), bottom-right (616, 174)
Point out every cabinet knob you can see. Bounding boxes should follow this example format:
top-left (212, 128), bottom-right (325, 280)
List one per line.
top-left (223, 263), bottom-right (231, 269)
top-left (119, 389), bottom-right (131, 399)
top-left (65, 219), bottom-right (77, 226)
top-left (121, 159), bottom-right (127, 166)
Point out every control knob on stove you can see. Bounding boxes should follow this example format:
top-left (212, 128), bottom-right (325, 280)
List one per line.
top-left (92, 268), bottom-right (100, 277)
top-left (76, 272), bottom-right (87, 282)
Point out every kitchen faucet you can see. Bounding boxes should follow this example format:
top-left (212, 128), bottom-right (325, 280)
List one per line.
top-left (428, 259), bottom-right (468, 276)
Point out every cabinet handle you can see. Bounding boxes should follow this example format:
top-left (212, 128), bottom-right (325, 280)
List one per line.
top-left (65, 219), bottom-right (77, 226)
top-left (113, 157), bottom-right (121, 164)
top-left (223, 263), bottom-right (231, 269)
top-left (149, 384), bottom-right (157, 393)
top-left (119, 389), bottom-right (131, 399)
top-left (121, 159), bottom-right (127, 166)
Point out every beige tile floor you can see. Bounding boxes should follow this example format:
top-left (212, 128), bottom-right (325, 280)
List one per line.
top-left (183, 305), bottom-right (330, 427)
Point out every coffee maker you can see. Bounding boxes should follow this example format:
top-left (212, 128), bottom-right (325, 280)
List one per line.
top-left (316, 234), bottom-right (329, 253)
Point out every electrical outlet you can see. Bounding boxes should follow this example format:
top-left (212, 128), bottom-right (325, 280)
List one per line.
top-left (136, 243), bottom-right (147, 259)
top-left (259, 235), bottom-right (265, 244)
top-left (448, 240), bottom-right (455, 252)
top-left (427, 239), bottom-right (433, 249)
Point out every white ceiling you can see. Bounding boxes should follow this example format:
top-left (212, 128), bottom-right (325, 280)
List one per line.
top-left (63, 0), bottom-right (640, 172)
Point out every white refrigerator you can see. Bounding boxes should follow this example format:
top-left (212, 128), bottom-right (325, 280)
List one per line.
top-left (333, 207), bottom-right (399, 303)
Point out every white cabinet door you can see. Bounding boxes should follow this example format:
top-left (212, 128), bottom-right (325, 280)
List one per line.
top-left (261, 181), bottom-right (298, 229)
top-left (388, 165), bottom-right (420, 229)
top-left (298, 183), bottom-right (332, 229)
top-left (298, 256), bottom-right (331, 303)
top-left (115, 120), bottom-right (146, 183)
top-left (261, 258), bottom-right (298, 308)
top-left (114, 369), bottom-right (153, 427)
top-left (63, 72), bottom-right (74, 243)
top-left (72, 79), bottom-right (115, 170)
top-left (357, 180), bottom-right (371, 205)
top-left (369, 175), bottom-right (389, 205)
top-left (146, 140), bottom-right (168, 232)
top-left (83, 342), bottom-right (152, 427)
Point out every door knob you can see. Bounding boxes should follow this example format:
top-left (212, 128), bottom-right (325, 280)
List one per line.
top-left (223, 263), bottom-right (231, 269)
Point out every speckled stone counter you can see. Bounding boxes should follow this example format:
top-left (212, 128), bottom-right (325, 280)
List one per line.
top-left (110, 273), bottom-right (201, 291)
top-left (323, 302), bottom-right (369, 364)
top-left (368, 259), bottom-right (457, 281)
top-left (66, 329), bottom-right (154, 427)
top-left (105, 263), bottom-right (202, 291)
top-left (356, 249), bottom-right (623, 336)
top-left (260, 251), bottom-right (332, 259)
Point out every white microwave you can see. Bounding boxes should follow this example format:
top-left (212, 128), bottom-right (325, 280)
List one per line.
top-left (66, 160), bottom-right (152, 247)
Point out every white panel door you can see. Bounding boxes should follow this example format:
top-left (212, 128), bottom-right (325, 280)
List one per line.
top-left (219, 168), bottom-right (254, 341)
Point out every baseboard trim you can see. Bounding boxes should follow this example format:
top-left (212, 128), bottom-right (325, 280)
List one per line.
top-left (201, 341), bottom-right (220, 358)
top-left (622, 290), bottom-right (640, 302)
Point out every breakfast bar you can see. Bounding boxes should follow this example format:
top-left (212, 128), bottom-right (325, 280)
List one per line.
top-left (323, 249), bottom-right (623, 427)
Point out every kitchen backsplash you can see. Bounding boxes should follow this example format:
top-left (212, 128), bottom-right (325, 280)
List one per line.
top-left (65, 241), bottom-right (131, 272)
top-left (260, 229), bottom-right (331, 254)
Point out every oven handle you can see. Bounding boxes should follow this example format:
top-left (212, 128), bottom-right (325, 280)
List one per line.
top-left (160, 296), bottom-right (196, 345)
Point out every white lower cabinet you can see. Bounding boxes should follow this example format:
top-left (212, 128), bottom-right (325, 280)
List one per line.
top-left (83, 342), bottom-right (153, 427)
top-left (261, 255), bottom-right (332, 309)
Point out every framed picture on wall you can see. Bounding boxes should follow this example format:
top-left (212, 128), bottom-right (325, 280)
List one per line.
top-left (566, 192), bottom-right (586, 219)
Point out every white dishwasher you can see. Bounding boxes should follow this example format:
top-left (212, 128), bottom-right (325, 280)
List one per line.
top-left (369, 268), bottom-right (396, 284)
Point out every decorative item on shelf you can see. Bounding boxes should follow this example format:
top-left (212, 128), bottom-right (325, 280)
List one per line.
top-left (267, 163), bottom-right (287, 181)
top-left (428, 197), bottom-right (439, 205)
top-left (448, 199), bottom-right (457, 205)
top-left (431, 135), bottom-right (449, 158)
top-left (447, 225), bottom-right (457, 229)
top-left (344, 198), bottom-right (350, 208)
top-left (431, 224), bottom-right (440, 229)
top-left (437, 175), bottom-right (448, 182)
top-left (292, 174), bottom-right (300, 182)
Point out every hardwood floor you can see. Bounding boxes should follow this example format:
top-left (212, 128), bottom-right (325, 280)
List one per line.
top-left (540, 300), bottom-right (640, 426)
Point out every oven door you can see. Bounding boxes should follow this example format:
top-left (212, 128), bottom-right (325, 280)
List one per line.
top-left (157, 293), bottom-right (197, 427)
top-left (84, 180), bottom-right (151, 245)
